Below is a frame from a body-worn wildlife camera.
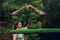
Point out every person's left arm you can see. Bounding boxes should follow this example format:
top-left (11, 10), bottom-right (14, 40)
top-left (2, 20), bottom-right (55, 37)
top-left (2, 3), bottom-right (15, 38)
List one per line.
top-left (24, 18), bottom-right (32, 29)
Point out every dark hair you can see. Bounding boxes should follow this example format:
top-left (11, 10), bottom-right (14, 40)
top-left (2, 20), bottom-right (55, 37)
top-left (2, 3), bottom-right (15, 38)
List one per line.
top-left (14, 21), bottom-right (20, 30)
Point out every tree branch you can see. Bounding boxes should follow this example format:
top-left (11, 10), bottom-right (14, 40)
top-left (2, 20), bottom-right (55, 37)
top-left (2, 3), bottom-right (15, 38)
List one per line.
top-left (27, 5), bottom-right (46, 15)
top-left (10, 4), bottom-right (46, 16)
top-left (10, 6), bottom-right (27, 15)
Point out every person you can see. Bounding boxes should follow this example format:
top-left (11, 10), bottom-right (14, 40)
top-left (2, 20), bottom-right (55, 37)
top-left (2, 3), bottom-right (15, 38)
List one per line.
top-left (13, 18), bottom-right (32, 40)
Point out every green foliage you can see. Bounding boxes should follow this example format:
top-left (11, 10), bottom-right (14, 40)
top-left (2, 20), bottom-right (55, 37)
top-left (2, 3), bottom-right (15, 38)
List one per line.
top-left (3, 0), bottom-right (44, 27)
top-left (31, 21), bottom-right (42, 29)
top-left (1, 0), bottom-right (60, 40)
top-left (2, 0), bottom-right (44, 40)
top-left (3, 0), bottom-right (44, 10)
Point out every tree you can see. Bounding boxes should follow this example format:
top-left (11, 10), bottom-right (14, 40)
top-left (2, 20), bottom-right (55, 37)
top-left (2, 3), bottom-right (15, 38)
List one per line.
top-left (2, 0), bottom-right (45, 40)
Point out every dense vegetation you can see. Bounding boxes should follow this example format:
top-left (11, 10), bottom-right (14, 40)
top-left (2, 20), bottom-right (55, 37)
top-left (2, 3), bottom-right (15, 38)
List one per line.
top-left (0, 0), bottom-right (60, 40)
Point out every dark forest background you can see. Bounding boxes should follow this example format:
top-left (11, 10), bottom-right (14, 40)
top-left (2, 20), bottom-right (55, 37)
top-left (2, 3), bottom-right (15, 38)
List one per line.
top-left (0, 0), bottom-right (60, 40)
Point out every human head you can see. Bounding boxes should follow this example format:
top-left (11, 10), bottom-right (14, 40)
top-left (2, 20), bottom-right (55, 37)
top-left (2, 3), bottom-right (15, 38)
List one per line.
top-left (14, 21), bottom-right (22, 30)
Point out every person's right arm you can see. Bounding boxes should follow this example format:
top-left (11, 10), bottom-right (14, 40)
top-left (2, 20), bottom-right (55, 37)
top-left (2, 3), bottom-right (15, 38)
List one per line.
top-left (13, 34), bottom-right (17, 40)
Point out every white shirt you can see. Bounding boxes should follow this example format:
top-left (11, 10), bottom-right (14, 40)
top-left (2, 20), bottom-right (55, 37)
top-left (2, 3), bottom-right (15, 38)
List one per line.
top-left (17, 28), bottom-right (24, 40)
